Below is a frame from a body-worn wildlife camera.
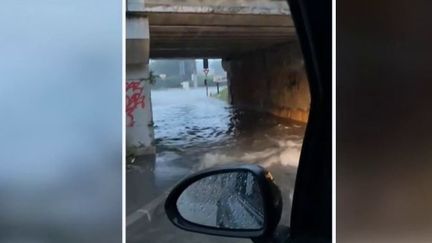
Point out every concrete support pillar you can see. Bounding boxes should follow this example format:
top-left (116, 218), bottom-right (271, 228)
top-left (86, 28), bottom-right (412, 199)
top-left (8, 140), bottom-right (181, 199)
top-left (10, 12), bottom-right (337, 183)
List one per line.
top-left (126, 16), bottom-right (155, 156)
top-left (224, 43), bottom-right (310, 123)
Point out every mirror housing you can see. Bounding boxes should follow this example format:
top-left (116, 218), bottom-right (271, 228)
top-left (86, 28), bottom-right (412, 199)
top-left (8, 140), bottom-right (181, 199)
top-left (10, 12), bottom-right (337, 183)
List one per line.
top-left (165, 164), bottom-right (282, 239)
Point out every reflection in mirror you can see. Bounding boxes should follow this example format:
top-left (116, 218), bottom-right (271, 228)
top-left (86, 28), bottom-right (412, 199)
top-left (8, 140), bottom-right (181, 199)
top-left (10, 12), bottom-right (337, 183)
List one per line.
top-left (177, 171), bottom-right (264, 230)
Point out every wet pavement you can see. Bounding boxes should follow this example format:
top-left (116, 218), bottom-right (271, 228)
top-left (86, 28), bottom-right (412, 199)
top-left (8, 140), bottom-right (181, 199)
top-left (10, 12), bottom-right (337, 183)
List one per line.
top-left (127, 87), bottom-right (306, 243)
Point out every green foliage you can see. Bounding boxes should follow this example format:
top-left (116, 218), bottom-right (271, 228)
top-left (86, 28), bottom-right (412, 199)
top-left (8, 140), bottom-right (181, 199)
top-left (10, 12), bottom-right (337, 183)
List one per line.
top-left (151, 74), bottom-right (184, 89)
top-left (196, 74), bottom-right (216, 86)
top-left (211, 87), bottom-right (229, 102)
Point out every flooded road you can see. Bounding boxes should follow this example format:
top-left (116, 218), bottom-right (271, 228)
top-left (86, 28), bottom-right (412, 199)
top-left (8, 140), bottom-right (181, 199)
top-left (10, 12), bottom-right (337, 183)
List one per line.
top-left (127, 87), bottom-right (306, 243)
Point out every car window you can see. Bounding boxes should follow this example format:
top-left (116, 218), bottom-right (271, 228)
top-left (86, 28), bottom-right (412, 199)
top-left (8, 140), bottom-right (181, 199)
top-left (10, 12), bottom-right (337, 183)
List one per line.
top-left (126, 1), bottom-right (309, 242)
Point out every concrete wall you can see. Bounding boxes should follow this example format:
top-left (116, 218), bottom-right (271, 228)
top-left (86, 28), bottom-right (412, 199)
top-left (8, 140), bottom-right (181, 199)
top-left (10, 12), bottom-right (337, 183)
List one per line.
top-left (142, 0), bottom-right (290, 15)
top-left (126, 15), bottom-right (155, 156)
top-left (126, 78), bottom-right (155, 156)
top-left (223, 42), bottom-right (310, 123)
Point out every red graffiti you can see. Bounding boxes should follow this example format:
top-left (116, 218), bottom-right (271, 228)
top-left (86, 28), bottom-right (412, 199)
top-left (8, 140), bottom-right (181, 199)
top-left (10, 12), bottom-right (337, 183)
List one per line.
top-left (126, 81), bottom-right (145, 127)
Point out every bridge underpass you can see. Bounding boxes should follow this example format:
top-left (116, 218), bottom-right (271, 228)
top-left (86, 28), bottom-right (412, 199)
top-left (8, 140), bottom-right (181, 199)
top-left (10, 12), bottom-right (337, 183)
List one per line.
top-left (126, 1), bottom-right (311, 242)
top-left (126, 0), bottom-right (310, 156)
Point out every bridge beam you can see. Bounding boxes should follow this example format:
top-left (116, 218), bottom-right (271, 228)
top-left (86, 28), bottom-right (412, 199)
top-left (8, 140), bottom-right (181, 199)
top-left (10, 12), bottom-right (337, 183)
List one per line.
top-left (127, 0), bottom-right (295, 59)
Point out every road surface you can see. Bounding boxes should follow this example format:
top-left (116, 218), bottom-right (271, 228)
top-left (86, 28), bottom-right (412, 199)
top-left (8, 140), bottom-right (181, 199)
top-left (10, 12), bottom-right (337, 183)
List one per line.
top-left (127, 87), bottom-right (305, 243)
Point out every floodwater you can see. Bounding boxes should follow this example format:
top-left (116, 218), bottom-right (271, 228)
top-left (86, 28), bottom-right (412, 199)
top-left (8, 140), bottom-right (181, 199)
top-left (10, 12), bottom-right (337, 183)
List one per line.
top-left (127, 87), bottom-right (306, 243)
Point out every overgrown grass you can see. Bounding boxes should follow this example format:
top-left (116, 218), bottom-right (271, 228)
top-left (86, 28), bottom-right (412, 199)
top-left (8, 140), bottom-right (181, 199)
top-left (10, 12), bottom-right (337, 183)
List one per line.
top-left (211, 87), bottom-right (229, 102)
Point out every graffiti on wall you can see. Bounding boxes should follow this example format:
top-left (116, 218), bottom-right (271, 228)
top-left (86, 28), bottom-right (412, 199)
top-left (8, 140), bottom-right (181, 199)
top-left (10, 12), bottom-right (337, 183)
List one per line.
top-left (126, 80), bottom-right (145, 127)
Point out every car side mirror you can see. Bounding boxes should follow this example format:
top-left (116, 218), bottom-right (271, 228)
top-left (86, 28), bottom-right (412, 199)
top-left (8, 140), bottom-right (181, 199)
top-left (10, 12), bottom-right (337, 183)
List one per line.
top-left (164, 164), bottom-right (283, 239)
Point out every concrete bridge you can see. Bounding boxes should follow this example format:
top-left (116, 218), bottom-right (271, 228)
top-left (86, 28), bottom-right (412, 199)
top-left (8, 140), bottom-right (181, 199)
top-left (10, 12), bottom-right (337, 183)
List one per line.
top-left (126, 0), bottom-right (310, 156)
top-left (128, 0), bottom-right (295, 58)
